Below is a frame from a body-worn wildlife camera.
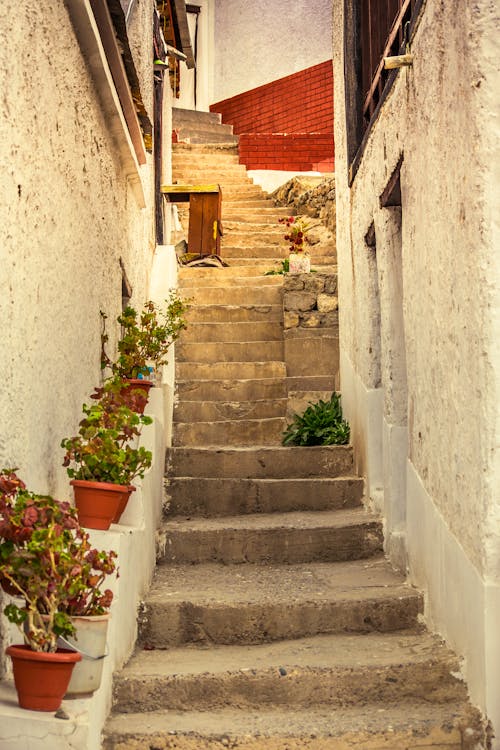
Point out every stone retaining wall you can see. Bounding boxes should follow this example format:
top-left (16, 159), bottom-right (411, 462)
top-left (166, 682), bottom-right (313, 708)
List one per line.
top-left (284, 273), bottom-right (338, 329)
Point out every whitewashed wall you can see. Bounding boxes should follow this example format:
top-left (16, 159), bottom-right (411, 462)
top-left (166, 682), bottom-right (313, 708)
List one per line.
top-left (333, 0), bottom-right (499, 741)
top-left (213, 0), bottom-right (332, 102)
top-left (0, 0), bottom-right (156, 498)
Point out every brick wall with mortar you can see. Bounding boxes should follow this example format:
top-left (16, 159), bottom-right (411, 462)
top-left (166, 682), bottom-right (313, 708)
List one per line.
top-left (210, 61), bottom-right (334, 171)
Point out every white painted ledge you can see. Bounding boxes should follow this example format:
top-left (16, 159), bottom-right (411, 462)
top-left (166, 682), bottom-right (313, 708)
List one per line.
top-left (0, 387), bottom-right (166, 750)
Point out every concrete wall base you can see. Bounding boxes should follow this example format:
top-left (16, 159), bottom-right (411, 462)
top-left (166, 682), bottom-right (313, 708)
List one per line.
top-left (407, 461), bottom-right (499, 747)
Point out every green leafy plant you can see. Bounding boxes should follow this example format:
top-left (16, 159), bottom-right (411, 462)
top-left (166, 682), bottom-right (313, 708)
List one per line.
top-left (282, 393), bottom-right (350, 446)
top-left (101, 291), bottom-right (190, 380)
top-left (0, 470), bottom-right (117, 653)
top-left (61, 381), bottom-right (153, 485)
top-left (264, 258), bottom-right (290, 276)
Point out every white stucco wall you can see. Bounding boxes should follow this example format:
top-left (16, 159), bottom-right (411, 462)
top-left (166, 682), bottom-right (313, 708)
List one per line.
top-left (333, 0), bottom-right (499, 738)
top-left (0, 0), bottom-right (156, 498)
top-left (213, 0), bottom-right (333, 102)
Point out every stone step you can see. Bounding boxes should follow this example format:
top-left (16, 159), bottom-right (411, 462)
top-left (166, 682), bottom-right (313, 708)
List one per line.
top-left (165, 476), bottom-right (364, 516)
top-left (223, 208), bottom-right (293, 222)
top-left (174, 126), bottom-right (239, 146)
top-left (176, 340), bottom-right (284, 364)
top-left (139, 557), bottom-right (422, 648)
top-left (185, 303), bottom-right (283, 323)
top-left (179, 265), bottom-right (282, 279)
top-left (166, 446), bottom-right (355, 479)
top-left (173, 143), bottom-right (239, 155)
top-left (173, 153), bottom-right (240, 166)
top-left (176, 361), bottom-right (286, 379)
top-left (221, 246), bottom-right (333, 260)
top-left (223, 230), bottom-right (283, 246)
top-left (224, 221), bottom-right (286, 233)
top-left (111, 632), bottom-right (466, 713)
top-left (173, 166), bottom-right (250, 179)
top-left (172, 107), bottom-right (222, 126)
top-left (175, 378), bottom-right (287, 404)
top-left (161, 508), bottom-right (383, 565)
top-left (178, 274), bottom-right (283, 289)
top-left (223, 199), bottom-right (276, 208)
top-left (174, 398), bottom-right (287, 423)
top-left (172, 417), bottom-right (287, 448)
top-left (179, 285), bottom-right (282, 306)
top-left (103, 702), bottom-right (485, 750)
top-left (181, 321), bottom-right (283, 342)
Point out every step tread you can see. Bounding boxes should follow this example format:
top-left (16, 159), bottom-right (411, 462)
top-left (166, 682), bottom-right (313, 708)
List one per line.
top-left (104, 701), bottom-right (479, 744)
top-left (147, 556), bottom-right (415, 605)
top-left (164, 507), bottom-right (378, 534)
top-left (118, 631), bottom-right (459, 679)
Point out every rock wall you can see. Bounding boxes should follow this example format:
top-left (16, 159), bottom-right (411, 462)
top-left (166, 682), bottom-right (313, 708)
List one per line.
top-left (283, 273), bottom-right (338, 329)
top-left (273, 177), bottom-right (337, 235)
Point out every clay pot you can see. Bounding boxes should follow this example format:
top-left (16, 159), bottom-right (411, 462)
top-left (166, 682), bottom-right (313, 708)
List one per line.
top-left (70, 479), bottom-right (134, 530)
top-left (6, 644), bottom-right (81, 711)
top-left (120, 379), bottom-right (153, 414)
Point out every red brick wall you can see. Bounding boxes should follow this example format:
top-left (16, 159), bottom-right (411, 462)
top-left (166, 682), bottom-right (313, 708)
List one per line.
top-left (210, 61), bottom-right (334, 172)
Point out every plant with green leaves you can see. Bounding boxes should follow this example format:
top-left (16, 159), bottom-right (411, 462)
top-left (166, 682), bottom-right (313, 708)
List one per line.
top-left (0, 470), bottom-right (117, 653)
top-left (61, 380), bottom-right (152, 485)
top-left (282, 393), bottom-right (350, 446)
top-left (101, 291), bottom-right (190, 380)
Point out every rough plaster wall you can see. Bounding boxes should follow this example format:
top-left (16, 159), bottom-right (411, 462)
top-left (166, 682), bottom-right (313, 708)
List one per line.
top-left (0, 1), bottom-right (155, 498)
top-left (333, 0), bottom-right (499, 578)
top-left (213, 0), bottom-right (332, 102)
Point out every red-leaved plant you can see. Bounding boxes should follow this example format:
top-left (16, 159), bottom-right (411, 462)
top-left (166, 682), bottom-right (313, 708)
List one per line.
top-left (0, 470), bottom-right (117, 652)
top-left (278, 216), bottom-right (319, 253)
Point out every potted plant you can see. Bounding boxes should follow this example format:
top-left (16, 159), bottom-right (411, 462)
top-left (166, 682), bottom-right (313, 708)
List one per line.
top-left (278, 216), bottom-right (319, 274)
top-left (60, 381), bottom-right (153, 529)
top-left (0, 470), bottom-right (116, 709)
top-left (101, 291), bottom-right (189, 412)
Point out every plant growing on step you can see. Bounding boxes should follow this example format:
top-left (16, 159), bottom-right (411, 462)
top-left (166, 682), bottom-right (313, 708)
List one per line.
top-left (282, 393), bottom-right (350, 446)
top-left (61, 380), bottom-right (153, 486)
top-left (101, 291), bottom-right (190, 381)
top-left (0, 469), bottom-right (116, 653)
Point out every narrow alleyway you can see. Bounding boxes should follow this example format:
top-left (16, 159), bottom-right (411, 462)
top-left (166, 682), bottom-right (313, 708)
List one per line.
top-left (103, 140), bottom-right (487, 748)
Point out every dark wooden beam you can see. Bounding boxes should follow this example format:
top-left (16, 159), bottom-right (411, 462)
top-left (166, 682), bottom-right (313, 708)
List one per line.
top-left (379, 153), bottom-right (404, 207)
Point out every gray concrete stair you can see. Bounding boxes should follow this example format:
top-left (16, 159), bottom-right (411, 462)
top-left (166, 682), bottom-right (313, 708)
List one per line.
top-left (104, 702), bottom-right (486, 750)
top-left (165, 476), bottom-right (364, 515)
top-left (160, 508), bottom-right (383, 565)
top-left (103, 143), bottom-right (488, 750)
top-left (112, 632), bottom-right (467, 714)
top-left (139, 557), bottom-right (422, 648)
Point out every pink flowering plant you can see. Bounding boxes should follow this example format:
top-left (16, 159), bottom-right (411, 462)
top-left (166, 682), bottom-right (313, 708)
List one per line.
top-left (278, 216), bottom-right (319, 253)
top-left (0, 470), bottom-right (117, 652)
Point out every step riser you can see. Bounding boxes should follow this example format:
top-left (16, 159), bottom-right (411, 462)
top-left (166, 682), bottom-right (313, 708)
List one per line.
top-left (185, 305), bottom-right (283, 323)
top-left (140, 593), bottom-right (422, 649)
top-left (166, 478), bottom-right (364, 516)
top-left (176, 381), bottom-right (287, 403)
top-left (176, 362), bottom-right (286, 379)
top-left (178, 277), bottom-right (283, 290)
top-left (181, 323), bottom-right (283, 343)
top-left (174, 400), bottom-right (287, 423)
top-left (103, 730), bottom-right (466, 750)
top-left (176, 341), bottom-right (284, 364)
top-left (167, 447), bottom-right (354, 479)
top-left (172, 419), bottom-right (286, 448)
top-left (221, 247), bottom-right (332, 259)
top-left (161, 522), bottom-right (383, 565)
top-left (179, 287), bottom-right (282, 305)
top-left (113, 661), bottom-right (466, 713)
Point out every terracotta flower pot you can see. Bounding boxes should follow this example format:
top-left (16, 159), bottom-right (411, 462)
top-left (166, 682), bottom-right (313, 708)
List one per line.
top-left (71, 479), bottom-right (133, 530)
top-left (6, 644), bottom-right (81, 711)
top-left (120, 379), bottom-right (153, 414)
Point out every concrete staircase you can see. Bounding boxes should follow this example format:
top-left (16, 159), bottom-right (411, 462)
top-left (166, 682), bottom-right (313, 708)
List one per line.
top-left (103, 143), bottom-right (487, 748)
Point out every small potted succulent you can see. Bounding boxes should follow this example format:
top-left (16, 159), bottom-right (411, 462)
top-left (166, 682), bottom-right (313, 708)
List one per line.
top-left (0, 470), bottom-right (116, 709)
top-left (101, 291), bottom-right (189, 412)
top-left (60, 380), bottom-right (153, 529)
